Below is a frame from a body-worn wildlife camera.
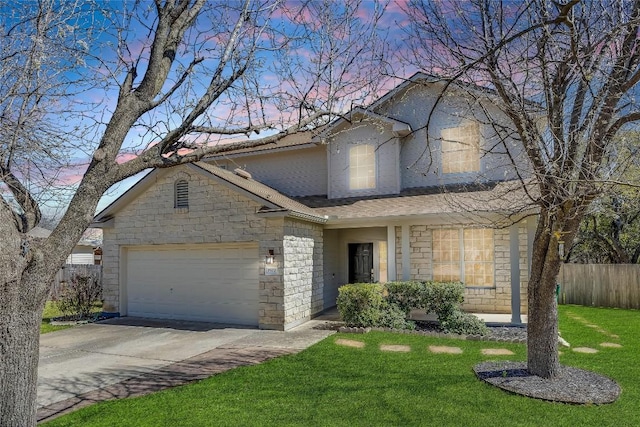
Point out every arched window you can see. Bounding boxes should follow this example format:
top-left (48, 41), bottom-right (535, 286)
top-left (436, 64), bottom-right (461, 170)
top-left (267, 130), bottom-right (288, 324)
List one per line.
top-left (174, 180), bottom-right (189, 208)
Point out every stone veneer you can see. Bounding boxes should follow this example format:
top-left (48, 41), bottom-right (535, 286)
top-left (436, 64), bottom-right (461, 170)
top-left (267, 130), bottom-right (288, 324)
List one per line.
top-left (101, 166), bottom-right (324, 331)
top-left (282, 218), bottom-right (324, 328)
top-left (391, 223), bottom-right (529, 314)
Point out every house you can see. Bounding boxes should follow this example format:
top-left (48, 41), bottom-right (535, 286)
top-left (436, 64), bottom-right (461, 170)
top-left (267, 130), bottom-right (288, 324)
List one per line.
top-left (66, 228), bottom-right (103, 264)
top-left (93, 73), bottom-right (536, 330)
top-left (27, 226), bottom-right (103, 265)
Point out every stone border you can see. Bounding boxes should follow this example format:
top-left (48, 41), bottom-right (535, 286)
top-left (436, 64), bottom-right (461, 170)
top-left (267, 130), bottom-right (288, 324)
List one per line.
top-left (337, 325), bottom-right (526, 344)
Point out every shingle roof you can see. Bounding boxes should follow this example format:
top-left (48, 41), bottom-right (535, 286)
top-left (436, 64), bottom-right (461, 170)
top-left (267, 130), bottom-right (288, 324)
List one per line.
top-left (206, 129), bottom-right (321, 157)
top-left (191, 162), bottom-right (327, 223)
top-left (306, 181), bottom-right (535, 222)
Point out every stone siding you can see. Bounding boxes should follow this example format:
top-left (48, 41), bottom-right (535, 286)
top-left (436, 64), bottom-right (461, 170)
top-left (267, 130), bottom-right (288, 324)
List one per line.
top-left (282, 218), bottom-right (324, 328)
top-left (462, 226), bottom-right (511, 314)
top-left (409, 225), bottom-right (431, 281)
top-left (393, 223), bottom-right (529, 315)
top-left (101, 166), bottom-right (323, 330)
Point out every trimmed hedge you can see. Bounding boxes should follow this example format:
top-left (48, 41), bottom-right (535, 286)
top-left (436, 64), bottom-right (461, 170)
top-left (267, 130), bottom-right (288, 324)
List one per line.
top-left (336, 283), bottom-right (415, 330)
top-left (337, 281), bottom-right (488, 336)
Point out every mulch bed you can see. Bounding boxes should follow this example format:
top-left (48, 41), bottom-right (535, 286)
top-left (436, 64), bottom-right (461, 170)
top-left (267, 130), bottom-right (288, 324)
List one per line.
top-left (474, 361), bottom-right (621, 404)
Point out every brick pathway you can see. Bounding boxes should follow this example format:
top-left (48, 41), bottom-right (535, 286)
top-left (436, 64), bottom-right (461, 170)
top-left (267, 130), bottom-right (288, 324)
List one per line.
top-left (37, 346), bottom-right (296, 423)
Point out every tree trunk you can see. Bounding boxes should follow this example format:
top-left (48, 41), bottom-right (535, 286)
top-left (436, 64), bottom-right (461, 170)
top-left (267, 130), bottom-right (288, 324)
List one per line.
top-left (0, 205), bottom-right (50, 426)
top-left (0, 293), bottom-right (44, 426)
top-left (527, 213), bottom-right (561, 379)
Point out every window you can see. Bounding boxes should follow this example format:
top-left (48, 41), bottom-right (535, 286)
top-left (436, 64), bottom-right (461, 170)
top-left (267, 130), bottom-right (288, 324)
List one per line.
top-left (174, 180), bottom-right (189, 208)
top-left (349, 144), bottom-right (375, 190)
top-left (441, 123), bottom-right (480, 173)
top-left (432, 228), bottom-right (494, 287)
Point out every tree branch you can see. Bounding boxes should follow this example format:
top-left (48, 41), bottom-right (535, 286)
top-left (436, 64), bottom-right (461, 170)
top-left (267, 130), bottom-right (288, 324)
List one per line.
top-left (0, 166), bottom-right (41, 232)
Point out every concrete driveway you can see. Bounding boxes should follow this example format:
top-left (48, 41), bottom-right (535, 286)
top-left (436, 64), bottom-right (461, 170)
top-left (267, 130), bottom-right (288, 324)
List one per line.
top-left (38, 317), bottom-right (334, 421)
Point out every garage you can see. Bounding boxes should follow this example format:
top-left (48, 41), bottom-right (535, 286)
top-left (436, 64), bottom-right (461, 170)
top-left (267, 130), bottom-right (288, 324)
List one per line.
top-left (125, 243), bottom-right (259, 325)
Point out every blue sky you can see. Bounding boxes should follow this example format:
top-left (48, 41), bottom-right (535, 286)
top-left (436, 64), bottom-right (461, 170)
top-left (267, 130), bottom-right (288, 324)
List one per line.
top-left (38, 0), bottom-right (416, 218)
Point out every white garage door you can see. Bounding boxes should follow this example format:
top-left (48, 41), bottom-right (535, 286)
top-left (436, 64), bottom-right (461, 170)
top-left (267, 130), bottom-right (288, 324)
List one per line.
top-left (126, 244), bottom-right (259, 325)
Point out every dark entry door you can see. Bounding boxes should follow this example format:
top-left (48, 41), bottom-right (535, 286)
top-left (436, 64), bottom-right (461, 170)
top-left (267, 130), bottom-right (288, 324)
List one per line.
top-left (348, 243), bottom-right (374, 283)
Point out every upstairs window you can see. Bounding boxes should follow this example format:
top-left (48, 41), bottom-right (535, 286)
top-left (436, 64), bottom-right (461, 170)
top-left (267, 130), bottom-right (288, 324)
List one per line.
top-left (349, 144), bottom-right (375, 190)
top-left (441, 123), bottom-right (480, 173)
top-left (174, 180), bottom-right (189, 208)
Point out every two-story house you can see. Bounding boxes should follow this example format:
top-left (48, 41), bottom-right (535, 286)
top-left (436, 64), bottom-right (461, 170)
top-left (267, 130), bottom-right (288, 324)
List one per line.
top-left (93, 73), bottom-right (536, 331)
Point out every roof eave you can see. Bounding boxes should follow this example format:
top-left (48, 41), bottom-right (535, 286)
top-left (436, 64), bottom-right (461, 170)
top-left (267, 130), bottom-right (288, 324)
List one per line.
top-left (322, 209), bottom-right (537, 229)
top-left (204, 141), bottom-right (320, 160)
top-left (311, 108), bottom-right (413, 142)
top-left (258, 208), bottom-right (328, 224)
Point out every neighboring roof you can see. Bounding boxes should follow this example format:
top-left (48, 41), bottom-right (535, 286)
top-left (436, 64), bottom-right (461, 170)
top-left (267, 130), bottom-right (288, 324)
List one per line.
top-left (27, 226), bottom-right (52, 238)
top-left (92, 162), bottom-right (327, 226)
top-left (191, 163), bottom-right (326, 223)
top-left (26, 226), bottom-right (102, 247)
top-left (78, 228), bottom-right (103, 247)
top-left (305, 181), bottom-right (536, 225)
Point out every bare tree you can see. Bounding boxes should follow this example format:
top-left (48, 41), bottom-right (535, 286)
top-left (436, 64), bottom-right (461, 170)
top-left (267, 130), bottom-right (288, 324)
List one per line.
top-left (0, 1), bottom-right (387, 424)
top-left (400, 0), bottom-right (640, 379)
top-left (568, 133), bottom-right (640, 264)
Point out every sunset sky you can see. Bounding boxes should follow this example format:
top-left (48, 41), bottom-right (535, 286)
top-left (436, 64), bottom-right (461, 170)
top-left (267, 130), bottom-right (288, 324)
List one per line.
top-left (43, 0), bottom-right (420, 216)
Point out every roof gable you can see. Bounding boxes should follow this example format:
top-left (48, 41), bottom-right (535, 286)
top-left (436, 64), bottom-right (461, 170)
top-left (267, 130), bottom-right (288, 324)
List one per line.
top-left (92, 163), bottom-right (327, 226)
top-left (311, 107), bottom-right (412, 143)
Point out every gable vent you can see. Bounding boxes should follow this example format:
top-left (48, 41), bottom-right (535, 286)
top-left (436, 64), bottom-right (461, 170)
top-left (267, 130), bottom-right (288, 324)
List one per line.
top-left (234, 168), bottom-right (252, 179)
top-left (175, 180), bottom-right (189, 208)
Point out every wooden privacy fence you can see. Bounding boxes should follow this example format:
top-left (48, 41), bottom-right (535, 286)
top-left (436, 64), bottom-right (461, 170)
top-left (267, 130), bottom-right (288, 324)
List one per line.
top-left (559, 264), bottom-right (640, 310)
top-left (50, 264), bottom-right (102, 300)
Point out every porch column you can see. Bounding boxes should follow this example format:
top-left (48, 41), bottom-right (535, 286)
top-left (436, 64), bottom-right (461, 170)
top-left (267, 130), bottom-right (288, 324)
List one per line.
top-left (402, 224), bottom-right (410, 281)
top-left (510, 223), bottom-right (522, 325)
top-left (527, 216), bottom-right (537, 275)
top-left (387, 225), bottom-right (396, 282)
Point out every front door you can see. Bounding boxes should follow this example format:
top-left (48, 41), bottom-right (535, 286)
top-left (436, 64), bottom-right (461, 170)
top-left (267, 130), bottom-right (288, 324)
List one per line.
top-left (348, 243), bottom-right (374, 283)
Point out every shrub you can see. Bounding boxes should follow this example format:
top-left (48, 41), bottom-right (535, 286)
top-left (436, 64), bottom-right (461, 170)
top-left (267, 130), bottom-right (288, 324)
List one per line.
top-left (378, 303), bottom-right (416, 330)
top-left (422, 281), bottom-right (465, 318)
top-left (337, 283), bottom-right (385, 326)
top-left (384, 280), bottom-right (488, 336)
top-left (385, 280), bottom-right (465, 316)
top-left (337, 281), bottom-right (486, 334)
top-left (337, 283), bottom-right (414, 329)
top-left (439, 309), bottom-right (489, 336)
top-left (385, 281), bottom-right (424, 314)
top-left (56, 272), bottom-right (102, 319)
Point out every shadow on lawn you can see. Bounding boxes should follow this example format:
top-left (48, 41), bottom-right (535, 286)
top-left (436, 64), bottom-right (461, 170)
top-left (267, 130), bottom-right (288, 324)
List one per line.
top-left (37, 346), bottom-right (296, 423)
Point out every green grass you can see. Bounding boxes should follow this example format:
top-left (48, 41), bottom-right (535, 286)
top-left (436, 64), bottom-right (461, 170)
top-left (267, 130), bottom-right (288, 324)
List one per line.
top-left (44, 305), bottom-right (640, 427)
top-left (40, 301), bottom-right (102, 334)
top-left (40, 301), bottom-right (72, 334)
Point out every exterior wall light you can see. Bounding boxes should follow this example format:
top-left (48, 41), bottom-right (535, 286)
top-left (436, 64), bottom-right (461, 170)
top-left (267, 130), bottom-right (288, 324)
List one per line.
top-left (265, 249), bottom-right (275, 265)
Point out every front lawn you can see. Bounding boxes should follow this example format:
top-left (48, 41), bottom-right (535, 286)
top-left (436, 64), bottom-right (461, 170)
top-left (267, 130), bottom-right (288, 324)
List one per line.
top-left (41, 301), bottom-right (103, 334)
top-left (41, 302), bottom-right (72, 334)
top-left (44, 305), bottom-right (640, 427)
